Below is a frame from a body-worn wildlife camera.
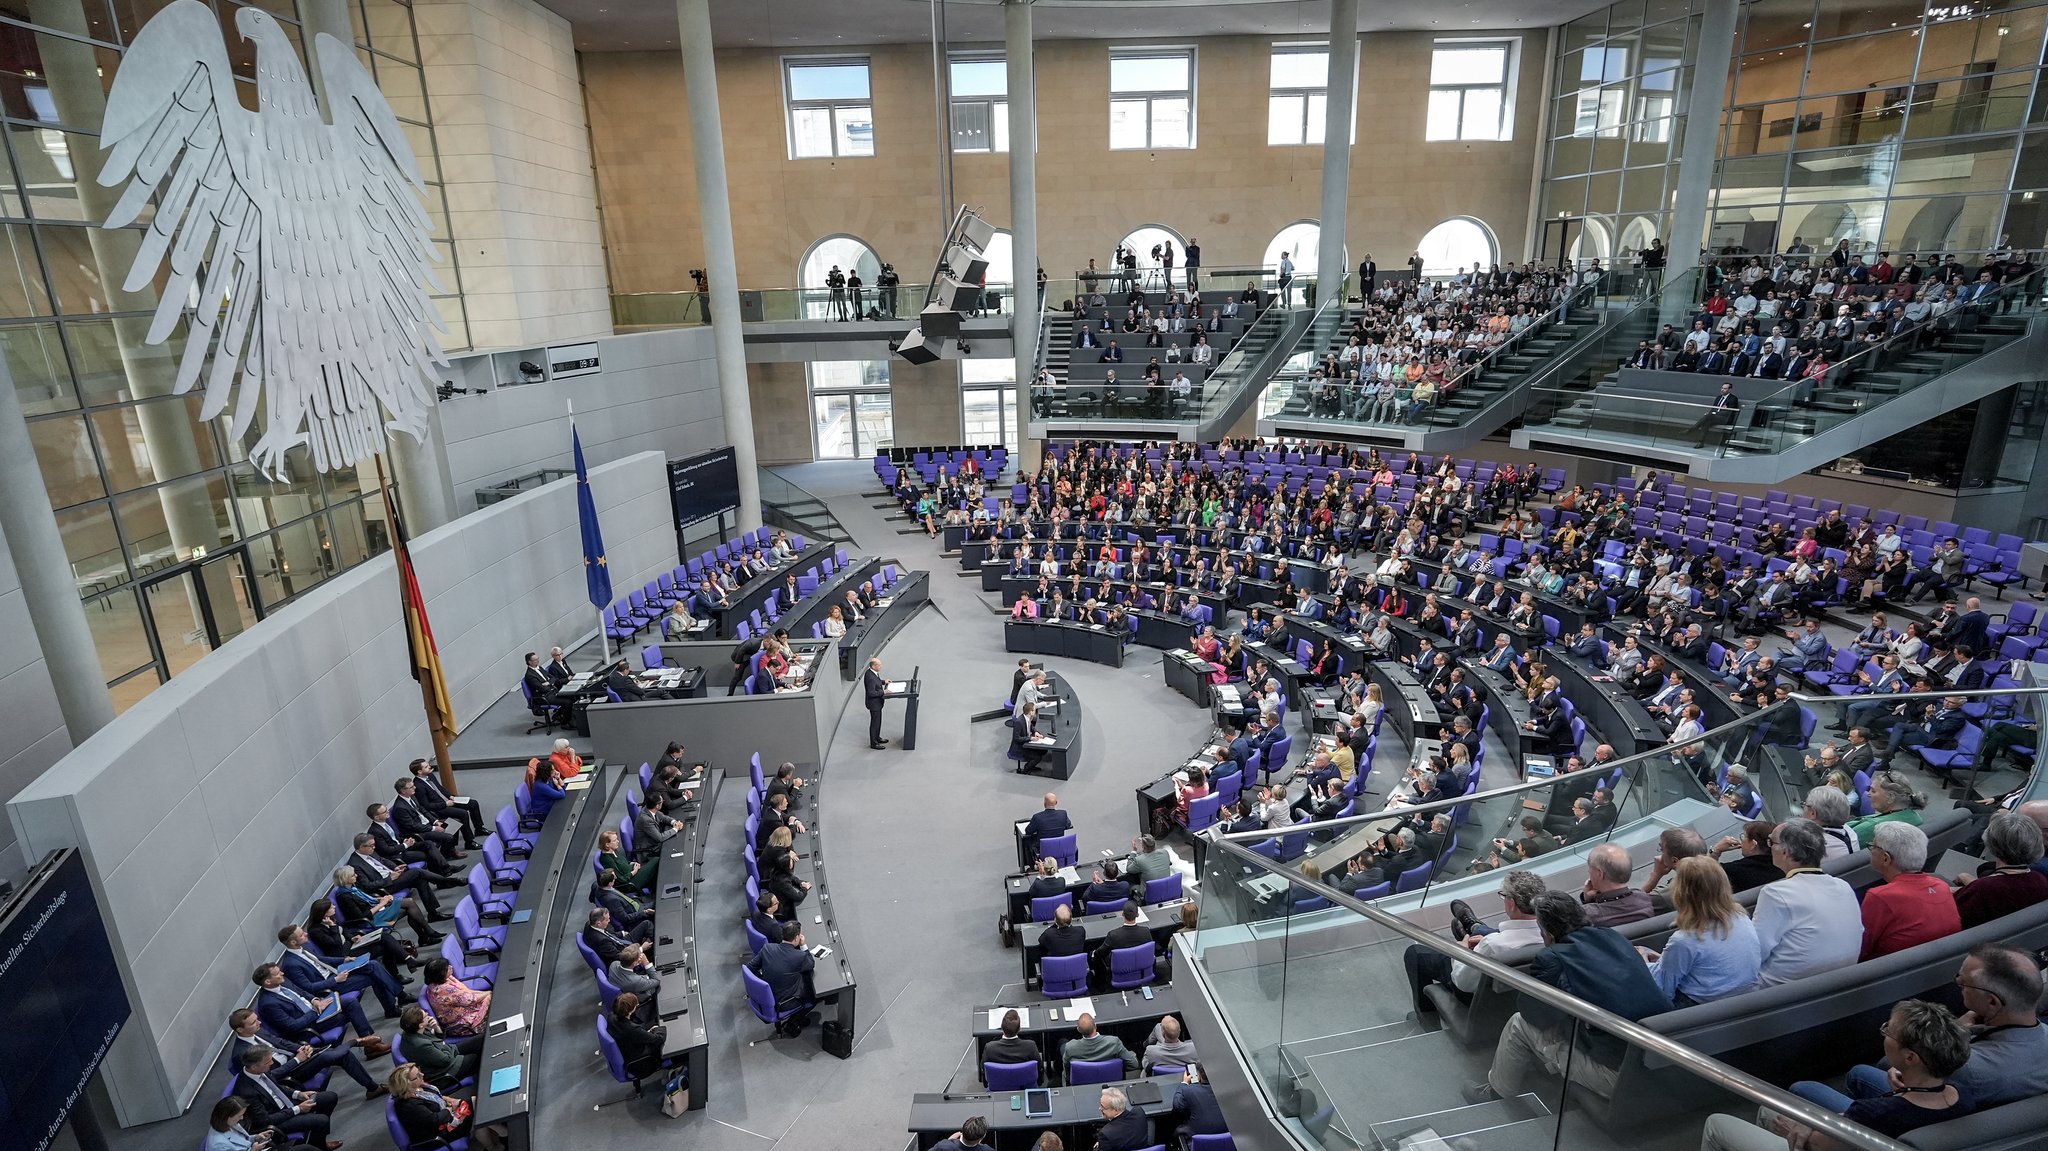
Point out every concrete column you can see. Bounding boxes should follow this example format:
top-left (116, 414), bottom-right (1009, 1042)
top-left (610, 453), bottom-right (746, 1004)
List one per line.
top-left (0, 356), bottom-right (115, 741)
top-left (678, 0), bottom-right (762, 530)
top-left (1664, 0), bottom-right (1739, 285)
top-left (1316, 0), bottom-right (1358, 304)
top-left (1005, 0), bottom-right (1039, 470)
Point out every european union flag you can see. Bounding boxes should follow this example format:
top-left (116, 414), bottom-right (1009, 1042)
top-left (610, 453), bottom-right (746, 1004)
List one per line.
top-left (574, 427), bottom-right (612, 610)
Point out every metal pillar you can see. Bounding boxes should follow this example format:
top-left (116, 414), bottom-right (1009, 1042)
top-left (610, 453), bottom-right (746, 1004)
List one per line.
top-left (1316, 0), bottom-right (1358, 305)
top-left (678, 0), bottom-right (763, 531)
top-left (0, 354), bottom-right (115, 741)
top-left (1005, 0), bottom-right (1039, 470)
top-left (1665, 0), bottom-right (1739, 282)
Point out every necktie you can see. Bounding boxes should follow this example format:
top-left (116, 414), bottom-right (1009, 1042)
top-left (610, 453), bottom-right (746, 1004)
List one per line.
top-left (256, 1073), bottom-right (290, 1109)
top-left (275, 985), bottom-right (312, 1011)
top-left (296, 949), bottom-right (337, 979)
top-left (361, 854), bottom-right (391, 879)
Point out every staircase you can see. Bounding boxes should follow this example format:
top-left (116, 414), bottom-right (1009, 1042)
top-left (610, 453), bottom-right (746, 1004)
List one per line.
top-left (1516, 278), bottom-right (2047, 481)
top-left (1258, 282), bottom-right (1641, 452)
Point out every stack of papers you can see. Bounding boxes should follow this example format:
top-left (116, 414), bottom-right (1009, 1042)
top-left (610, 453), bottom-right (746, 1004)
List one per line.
top-left (1066, 996), bottom-right (1095, 1018)
top-left (989, 1007), bottom-right (1028, 1029)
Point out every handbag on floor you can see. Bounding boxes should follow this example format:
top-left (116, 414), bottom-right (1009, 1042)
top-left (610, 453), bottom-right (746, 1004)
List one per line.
top-left (660, 1069), bottom-right (690, 1117)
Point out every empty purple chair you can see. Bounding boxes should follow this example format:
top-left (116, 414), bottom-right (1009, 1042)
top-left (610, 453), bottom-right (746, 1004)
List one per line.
top-left (1108, 943), bottom-right (1155, 989)
top-left (985, 1061), bottom-right (1039, 1089)
top-left (1040, 952), bottom-right (1088, 996)
top-left (1069, 1058), bottom-right (1125, 1086)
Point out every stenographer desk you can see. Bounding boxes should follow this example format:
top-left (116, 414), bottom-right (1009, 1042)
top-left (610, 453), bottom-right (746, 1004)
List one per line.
top-left (707, 543), bottom-right (833, 638)
top-left (474, 761), bottom-right (616, 1149)
top-left (1006, 618), bottom-right (1126, 669)
top-left (1160, 648), bottom-right (1218, 708)
top-left (836, 571), bottom-right (931, 679)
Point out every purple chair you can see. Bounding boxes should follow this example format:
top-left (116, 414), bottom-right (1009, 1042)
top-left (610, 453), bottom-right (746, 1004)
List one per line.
top-left (1068, 1058), bottom-right (1125, 1086)
top-left (386, 1098), bottom-right (469, 1151)
top-left (744, 919), bottom-right (768, 954)
top-left (742, 963), bottom-right (810, 1040)
top-left (573, 934), bottom-right (603, 976)
top-left (1040, 952), bottom-right (1088, 996)
top-left (482, 835), bottom-right (526, 883)
top-left (493, 806), bottom-right (536, 855)
top-left (594, 1015), bottom-right (647, 1105)
top-left (1039, 834), bottom-right (1079, 867)
top-left (985, 1061), bottom-right (1040, 1089)
top-left (1108, 943), bottom-right (1155, 989)
top-left (593, 963), bottom-right (621, 1012)
top-left (1143, 874), bottom-right (1183, 903)
top-left (467, 867), bottom-right (513, 920)
top-left (1030, 894), bottom-right (1072, 922)
top-left (441, 936), bottom-right (498, 986)
top-left (452, 897), bottom-right (506, 955)
top-left (1084, 899), bottom-right (1128, 916)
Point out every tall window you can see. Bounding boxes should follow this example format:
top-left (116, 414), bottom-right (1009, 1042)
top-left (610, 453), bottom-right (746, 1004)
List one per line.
top-left (1109, 50), bottom-right (1194, 150)
top-left (963, 359), bottom-right (1021, 452)
top-left (1268, 44), bottom-right (1338, 146)
top-left (951, 56), bottom-right (1009, 153)
top-left (809, 361), bottom-right (893, 458)
top-left (1631, 60), bottom-right (1680, 143)
top-left (785, 58), bottom-right (874, 159)
top-left (1426, 40), bottom-right (1514, 142)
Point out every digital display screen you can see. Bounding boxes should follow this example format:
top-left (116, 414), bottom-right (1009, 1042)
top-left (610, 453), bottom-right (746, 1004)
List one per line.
top-left (668, 447), bottom-right (743, 531)
top-left (0, 851), bottom-right (129, 1151)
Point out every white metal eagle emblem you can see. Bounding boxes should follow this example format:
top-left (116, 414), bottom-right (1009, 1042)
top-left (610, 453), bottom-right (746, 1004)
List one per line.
top-left (98, 0), bottom-right (445, 477)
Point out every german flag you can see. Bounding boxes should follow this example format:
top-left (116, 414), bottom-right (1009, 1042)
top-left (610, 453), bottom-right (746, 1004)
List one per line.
top-left (382, 481), bottom-right (459, 741)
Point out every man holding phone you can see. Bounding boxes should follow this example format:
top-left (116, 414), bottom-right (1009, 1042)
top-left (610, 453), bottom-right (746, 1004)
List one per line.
top-left (1170, 1063), bottom-right (1228, 1139)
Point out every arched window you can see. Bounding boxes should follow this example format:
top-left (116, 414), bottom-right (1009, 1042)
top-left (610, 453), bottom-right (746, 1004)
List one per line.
top-left (1263, 221), bottom-right (1335, 279)
top-left (799, 235), bottom-right (882, 319)
top-left (1618, 216), bottom-right (1660, 262)
top-left (1415, 217), bottom-right (1498, 277)
top-left (1117, 224), bottom-right (1185, 288)
top-left (1568, 218), bottom-right (1612, 265)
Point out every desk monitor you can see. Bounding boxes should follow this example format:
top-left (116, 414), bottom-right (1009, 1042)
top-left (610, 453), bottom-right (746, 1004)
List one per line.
top-left (1024, 1088), bottom-right (1053, 1118)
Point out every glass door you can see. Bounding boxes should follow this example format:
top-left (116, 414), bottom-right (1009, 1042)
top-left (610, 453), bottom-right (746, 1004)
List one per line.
top-left (138, 548), bottom-right (260, 676)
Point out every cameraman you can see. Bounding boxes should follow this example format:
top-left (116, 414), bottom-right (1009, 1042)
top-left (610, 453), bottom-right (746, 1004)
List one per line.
top-left (825, 264), bottom-right (848, 321)
top-left (876, 263), bottom-right (899, 318)
top-left (689, 268), bottom-right (709, 322)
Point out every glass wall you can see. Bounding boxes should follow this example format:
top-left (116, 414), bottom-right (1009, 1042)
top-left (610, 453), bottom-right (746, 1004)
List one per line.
top-left (808, 360), bottom-right (892, 458)
top-left (1539, 1), bottom-right (1704, 266)
top-left (1712, 0), bottom-right (2048, 260)
top-left (2, 0), bottom-right (460, 712)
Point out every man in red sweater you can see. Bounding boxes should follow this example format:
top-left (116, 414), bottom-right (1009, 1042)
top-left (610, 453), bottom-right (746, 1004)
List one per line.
top-left (1861, 821), bottom-right (1961, 960)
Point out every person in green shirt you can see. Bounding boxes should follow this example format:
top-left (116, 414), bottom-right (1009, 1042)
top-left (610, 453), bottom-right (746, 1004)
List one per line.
top-left (1847, 773), bottom-right (1927, 845)
top-left (597, 828), bottom-right (656, 895)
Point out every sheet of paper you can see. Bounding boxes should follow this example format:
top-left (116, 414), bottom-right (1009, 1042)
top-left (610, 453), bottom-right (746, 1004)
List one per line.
top-left (988, 1007), bottom-right (1028, 1029)
top-left (1067, 997), bottom-right (1094, 1018)
top-left (1057, 866), bottom-right (1082, 883)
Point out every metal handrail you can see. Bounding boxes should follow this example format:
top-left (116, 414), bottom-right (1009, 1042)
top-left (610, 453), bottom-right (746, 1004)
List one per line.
top-left (1201, 832), bottom-right (1913, 1151)
top-left (1215, 681), bottom-right (2048, 843)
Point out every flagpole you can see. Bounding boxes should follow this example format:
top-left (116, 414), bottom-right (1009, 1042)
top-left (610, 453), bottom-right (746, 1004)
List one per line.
top-left (572, 399), bottom-right (614, 665)
top-left (377, 456), bottom-right (459, 796)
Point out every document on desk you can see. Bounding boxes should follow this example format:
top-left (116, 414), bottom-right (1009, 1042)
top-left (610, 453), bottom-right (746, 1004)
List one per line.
top-left (1066, 997), bottom-right (1094, 1019)
top-left (1057, 866), bottom-right (1081, 883)
top-left (488, 1066), bottom-right (522, 1096)
top-left (886, 681), bottom-right (909, 693)
top-left (988, 1007), bottom-right (1028, 1030)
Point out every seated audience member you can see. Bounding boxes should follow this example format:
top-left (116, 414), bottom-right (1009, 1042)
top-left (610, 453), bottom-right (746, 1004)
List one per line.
top-left (582, 906), bottom-right (640, 968)
top-left (929, 1117), bottom-right (991, 1151)
top-left (982, 1009), bottom-right (1041, 1070)
top-left (608, 991), bottom-right (669, 1080)
top-left (1770, 1000), bottom-right (1975, 1140)
top-left (1638, 857), bottom-right (1762, 1006)
top-left (1407, 870), bottom-right (1547, 1017)
top-left (635, 791), bottom-right (686, 858)
top-left (1464, 892), bottom-right (1672, 1105)
top-left (277, 922), bottom-right (401, 1024)
top-left (201, 1096), bottom-right (262, 1151)
top-left (1026, 856), bottom-right (1068, 899)
top-left (1123, 834), bottom-right (1174, 885)
top-left (1062, 1012), bottom-right (1139, 1074)
top-left (596, 828), bottom-right (656, 896)
top-left (1579, 843), bottom-right (1655, 927)
top-left (232, 1048), bottom-right (340, 1149)
top-left (1094, 901), bottom-right (1153, 972)
top-left (609, 943), bottom-right (662, 1009)
top-left (422, 957), bottom-right (491, 1037)
top-left (1847, 773), bottom-right (1929, 844)
top-left (1022, 791), bottom-right (1072, 859)
top-left (395, 1005), bottom-right (481, 1088)
top-left (1707, 820), bottom-right (1785, 893)
top-left (1142, 1015), bottom-right (1198, 1070)
top-left (751, 890), bottom-right (787, 938)
top-left (1169, 1064), bottom-right (1228, 1140)
top-left (1640, 827), bottom-right (1710, 913)
top-left (750, 921), bottom-right (820, 1037)
top-left (1095, 1086), bottom-right (1151, 1151)
top-left (1801, 786), bottom-right (1860, 860)
top-left (227, 1006), bottom-right (381, 1099)
top-left (250, 961), bottom-right (383, 1049)
top-left (523, 762), bottom-right (569, 821)
top-left (1082, 861), bottom-right (1132, 907)
top-left (387, 1062), bottom-right (493, 1151)
top-left (1823, 945), bottom-right (2048, 1115)
top-left (1039, 903), bottom-right (1088, 957)
top-left (348, 830), bottom-right (463, 910)
top-left (1952, 811), bottom-right (2048, 928)
top-left (1753, 818), bottom-right (1863, 986)
top-left (333, 863), bottom-right (441, 944)
top-left (390, 776), bottom-right (466, 860)
top-left (1861, 821), bottom-right (1961, 960)
top-left (305, 896), bottom-right (415, 983)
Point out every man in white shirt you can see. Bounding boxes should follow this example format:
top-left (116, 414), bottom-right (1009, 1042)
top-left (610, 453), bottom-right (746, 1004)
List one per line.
top-left (1406, 870), bottom-right (1548, 1017)
top-left (1752, 818), bottom-right (1863, 986)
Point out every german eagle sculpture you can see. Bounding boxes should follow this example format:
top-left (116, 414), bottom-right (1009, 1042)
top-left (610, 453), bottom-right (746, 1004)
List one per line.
top-left (98, 0), bottom-right (445, 477)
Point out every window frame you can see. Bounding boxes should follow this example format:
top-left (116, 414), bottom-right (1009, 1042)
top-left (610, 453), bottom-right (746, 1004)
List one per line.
top-left (783, 55), bottom-right (876, 160)
top-left (949, 52), bottom-right (1010, 154)
top-left (1425, 37), bottom-right (1519, 143)
top-left (1108, 46), bottom-right (1197, 151)
top-left (1266, 40), bottom-right (1358, 147)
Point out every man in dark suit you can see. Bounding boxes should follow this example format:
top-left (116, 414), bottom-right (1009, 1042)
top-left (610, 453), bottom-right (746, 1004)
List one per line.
top-left (367, 802), bottom-right (455, 874)
top-left (278, 923), bottom-right (400, 1022)
top-left (233, 1048), bottom-right (339, 1147)
top-left (251, 963), bottom-right (383, 1052)
top-left (864, 656), bottom-right (890, 749)
top-left (1023, 791), bottom-right (1072, 858)
top-left (751, 891), bottom-right (786, 939)
top-left (1952, 647), bottom-right (1993, 690)
top-left (749, 921), bottom-right (818, 1035)
top-left (408, 759), bottom-right (484, 845)
top-left (1951, 597), bottom-right (1992, 655)
top-left (1040, 904), bottom-right (1088, 956)
top-left (582, 906), bottom-right (638, 967)
top-left (1093, 902), bottom-right (1153, 974)
top-left (520, 651), bottom-right (562, 723)
top-left (982, 1009), bottom-right (1041, 1070)
top-left (1690, 381), bottom-right (1740, 447)
top-left (347, 834), bottom-right (460, 915)
top-left (543, 647), bottom-right (574, 685)
top-left (227, 1007), bottom-right (382, 1098)
top-left (635, 791), bottom-right (685, 860)
top-left (1082, 862), bottom-right (1131, 908)
top-left (1168, 1064), bottom-right (1228, 1138)
top-left (1092, 1086), bottom-right (1154, 1151)
top-left (1100, 340), bottom-right (1124, 363)
top-left (755, 790), bottom-right (804, 849)
top-left (1357, 255), bottom-right (1376, 295)
top-left (1078, 326), bottom-right (1099, 349)
top-left (391, 778), bottom-right (465, 858)
top-left (594, 869), bottom-right (657, 944)
top-left (1009, 701), bottom-right (1050, 774)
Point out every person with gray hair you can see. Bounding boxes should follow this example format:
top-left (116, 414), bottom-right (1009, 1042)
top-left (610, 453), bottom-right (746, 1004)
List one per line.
top-left (1641, 827), bottom-right (1710, 912)
top-left (1406, 870), bottom-right (1549, 1016)
top-left (1093, 1085), bottom-right (1151, 1151)
top-left (1952, 811), bottom-right (2048, 928)
top-left (1753, 818), bottom-right (1863, 985)
top-left (1801, 785), bottom-right (1859, 859)
top-left (1580, 842), bottom-right (1654, 927)
top-left (1848, 772), bottom-right (1929, 844)
top-left (1827, 944), bottom-right (2048, 1111)
top-left (1464, 890), bottom-right (1672, 1106)
top-left (1860, 821), bottom-right (1958, 960)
